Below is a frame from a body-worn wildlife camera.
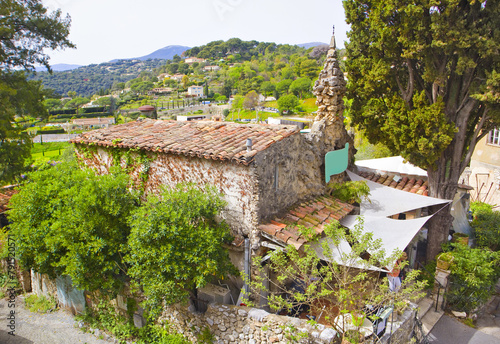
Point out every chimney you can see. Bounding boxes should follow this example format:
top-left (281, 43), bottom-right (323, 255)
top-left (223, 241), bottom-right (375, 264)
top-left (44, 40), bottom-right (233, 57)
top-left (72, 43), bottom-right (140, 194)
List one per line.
top-left (246, 138), bottom-right (253, 152)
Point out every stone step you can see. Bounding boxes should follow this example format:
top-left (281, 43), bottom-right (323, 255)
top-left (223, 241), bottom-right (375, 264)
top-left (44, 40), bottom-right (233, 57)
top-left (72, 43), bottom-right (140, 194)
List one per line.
top-left (419, 294), bottom-right (444, 335)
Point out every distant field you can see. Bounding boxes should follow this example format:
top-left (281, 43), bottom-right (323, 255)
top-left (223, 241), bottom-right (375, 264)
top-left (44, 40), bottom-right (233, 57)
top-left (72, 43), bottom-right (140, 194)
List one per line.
top-left (300, 98), bottom-right (318, 113)
top-left (31, 142), bottom-right (71, 165)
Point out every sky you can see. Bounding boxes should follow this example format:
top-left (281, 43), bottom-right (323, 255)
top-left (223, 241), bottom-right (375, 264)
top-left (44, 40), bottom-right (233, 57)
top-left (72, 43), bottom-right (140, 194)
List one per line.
top-left (42, 0), bottom-right (349, 66)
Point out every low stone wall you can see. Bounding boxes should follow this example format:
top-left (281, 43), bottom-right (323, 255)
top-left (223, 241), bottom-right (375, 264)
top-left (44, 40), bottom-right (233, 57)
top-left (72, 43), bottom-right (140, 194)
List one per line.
top-left (378, 304), bottom-right (418, 344)
top-left (161, 303), bottom-right (337, 344)
top-left (160, 302), bottom-right (418, 344)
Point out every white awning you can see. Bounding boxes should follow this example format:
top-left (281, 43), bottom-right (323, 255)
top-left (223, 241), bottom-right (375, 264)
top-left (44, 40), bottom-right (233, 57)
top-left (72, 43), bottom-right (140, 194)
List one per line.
top-left (308, 237), bottom-right (387, 272)
top-left (340, 215), bottom-right (432, 266)
top-left (347, 170), bottom-right (451, 217)
top-left (355, 156), bottom-right (427, 177)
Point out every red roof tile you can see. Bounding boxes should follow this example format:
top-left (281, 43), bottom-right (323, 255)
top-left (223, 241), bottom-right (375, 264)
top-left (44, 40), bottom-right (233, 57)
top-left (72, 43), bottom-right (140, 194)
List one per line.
top-left (70, 119), bottom-right (300, 166)
top-left (358, 172), bottom-right (429, 196)
top-left (0, 187), bottom-right (18, 213)
top-left (259, 195), bottom-right (354, 250)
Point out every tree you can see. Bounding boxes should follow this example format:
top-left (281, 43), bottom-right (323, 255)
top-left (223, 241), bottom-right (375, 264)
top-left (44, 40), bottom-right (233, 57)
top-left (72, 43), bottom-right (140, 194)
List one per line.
top-left (289, 77), bottom-right (312, 99)
top-left (243, 90), bottom-right (259, 110)
top-left (276, 79), bottom-right (293, 96)
top-left (249, 220), bottom-right (425, 342)
top-left (126, 184), bottom-right (236, 317)
top-left (344, 0), bottom-right (500, 260)
top-left (0, 0), bottom-right (74, 184)
top-left (0, 73), bottom-right (45, 183)
top-left (8, 162), bottom-right (137, 292)
top-left (277, 94), bottom-right (299, 114)
top-left (260, 81), bottom-right (276, 96)
top-left (0, 0), bottom-right (74, 71)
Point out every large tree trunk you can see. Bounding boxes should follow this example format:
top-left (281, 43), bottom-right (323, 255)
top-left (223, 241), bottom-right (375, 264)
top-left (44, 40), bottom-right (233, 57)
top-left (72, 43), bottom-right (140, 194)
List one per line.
top-left (425, 138), bottom-right (463, 261)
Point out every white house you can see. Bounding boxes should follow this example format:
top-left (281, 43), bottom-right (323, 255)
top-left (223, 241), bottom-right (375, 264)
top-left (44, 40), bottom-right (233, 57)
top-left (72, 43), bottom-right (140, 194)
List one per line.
top-left (187, 86), bottom-right (204, 98)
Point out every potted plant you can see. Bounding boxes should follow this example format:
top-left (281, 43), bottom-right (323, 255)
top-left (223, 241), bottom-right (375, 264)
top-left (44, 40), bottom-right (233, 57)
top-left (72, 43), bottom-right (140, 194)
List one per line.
top-left (437, 252), bottom-right (454, 270)
top-left (452, 232), bottom-right (469, 245)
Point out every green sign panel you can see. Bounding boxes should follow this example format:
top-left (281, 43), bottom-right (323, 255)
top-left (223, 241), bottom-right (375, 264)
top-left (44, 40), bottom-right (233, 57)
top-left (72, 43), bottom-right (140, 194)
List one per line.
top-left (325, 143), bottom-right (349, 182)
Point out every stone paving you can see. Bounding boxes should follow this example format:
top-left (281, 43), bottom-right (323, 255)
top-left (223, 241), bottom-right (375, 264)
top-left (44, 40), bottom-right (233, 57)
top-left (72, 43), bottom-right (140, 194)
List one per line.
top-left (0, 297), bottom-right (108, 344)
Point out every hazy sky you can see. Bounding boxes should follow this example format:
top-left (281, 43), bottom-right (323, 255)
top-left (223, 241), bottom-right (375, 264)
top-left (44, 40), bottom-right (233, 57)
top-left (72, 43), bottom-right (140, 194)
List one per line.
top-left (42, 0), bottom-right (349, 66)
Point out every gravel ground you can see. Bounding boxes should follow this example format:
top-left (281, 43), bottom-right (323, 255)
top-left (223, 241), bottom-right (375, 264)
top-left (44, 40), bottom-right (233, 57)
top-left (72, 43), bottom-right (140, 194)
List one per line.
top-left (0, 296), bottom-right (109, 344)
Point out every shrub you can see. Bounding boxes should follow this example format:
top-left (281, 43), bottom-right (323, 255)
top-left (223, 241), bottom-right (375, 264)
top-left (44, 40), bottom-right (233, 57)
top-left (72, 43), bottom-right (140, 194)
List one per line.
top-left (24, 294), bottom-right (57, 313)
top-left (470, 202), bottom-right (500, 251)
top-left (445, 243), bottom-right (500, 312)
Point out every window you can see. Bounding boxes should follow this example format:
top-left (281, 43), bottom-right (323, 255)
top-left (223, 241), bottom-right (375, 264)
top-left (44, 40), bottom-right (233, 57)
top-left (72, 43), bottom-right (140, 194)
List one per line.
top-left (487, 128), bottom-right (500, 146)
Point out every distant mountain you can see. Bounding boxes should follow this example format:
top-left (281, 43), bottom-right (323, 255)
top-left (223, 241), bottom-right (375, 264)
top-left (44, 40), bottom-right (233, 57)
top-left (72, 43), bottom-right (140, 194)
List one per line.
top-left (109, 45), bottom-right (191, 62)
top-left (35, 63), bottom-right (82, 72)
top-left (296, 42), bottom-right (328, 49)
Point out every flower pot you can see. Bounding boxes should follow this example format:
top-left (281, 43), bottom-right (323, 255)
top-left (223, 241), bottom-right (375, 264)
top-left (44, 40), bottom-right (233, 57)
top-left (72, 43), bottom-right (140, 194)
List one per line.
top-left (437, 253), bottom-right (454, 270)
top-left (452, 233), bottom-right (469, 245)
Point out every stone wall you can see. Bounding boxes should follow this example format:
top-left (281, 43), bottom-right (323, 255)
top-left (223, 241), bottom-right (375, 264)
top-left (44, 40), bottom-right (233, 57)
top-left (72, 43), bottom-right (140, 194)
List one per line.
top-left (160, 303), bottom-right (337, 344)
top-left (159, 302), bottom-right (418, 344)
top-left (75, 147), bottom-right (261, 246)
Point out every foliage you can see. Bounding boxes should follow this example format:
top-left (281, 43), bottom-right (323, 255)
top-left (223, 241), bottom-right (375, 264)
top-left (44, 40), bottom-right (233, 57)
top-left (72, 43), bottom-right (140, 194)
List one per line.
top-left (126, 183), bottom-right (237, 318)
top-left (249, 219), bottom-right (425, 339)
top-left (0, 72), bottom-right (45, 184)
top-left (343, 0), bottom-right (500, 260)
top-left (137, 323), bottom-right (190, 344)
top-left (243, 90), bottom-right (259, 109)
top-left (327, 181), bottom-right (370, 204)
top-left (277, 94), bottom-right (299, 114)
top-left (8, 162), bottom-right (137, 292)
top-left (0, 0), bottom-right (74, 71)
top-left (445, 243), bottom-right (500, 312)
top-left (24, 294), bottom-right (57, 313)
top-left (470, 202), bottom-right (500, 251)
top-left (196, 327), bottom-right (215, 344)
top-left (0, 0), bottom-right (73, 185)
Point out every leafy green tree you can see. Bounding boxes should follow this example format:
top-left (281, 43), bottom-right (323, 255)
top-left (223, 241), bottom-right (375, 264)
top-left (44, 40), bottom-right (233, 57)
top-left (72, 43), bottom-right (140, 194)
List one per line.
top-left (64, 96), bottom-right (89, 109)
top-left (126, 184), bottom-right (236, 317)
top-left (8, 162), bottom-right (137, 291)
top-left (249, 220), bottom-right (425, 341)
top-left (344, 0), bottom-right (500, 260)
top-left (289, 77), bottom-right (312, 99)
top-left (276, 79), bottom-right (293, 96)
top-left (0, 0), bottom-right (73, 185)
top-left (277, 94), bottom-right (299, 114)
top-left (43, 98), bottom-right (62, 111)
top-left (260, 81), bottom-right (276, 96)
top-left (0, 73), bottom-right (45, 183)
top-left (0, 0), bottom-right (74, 71)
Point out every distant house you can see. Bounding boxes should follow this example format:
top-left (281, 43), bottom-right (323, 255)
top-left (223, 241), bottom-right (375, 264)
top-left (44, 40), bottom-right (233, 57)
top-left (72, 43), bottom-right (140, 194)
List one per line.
top-left (185, 57), bottom-right (207, 65)
top-left (148, 87), bottom-right (173, 96)
top-left (464, 127), bottom-right (500, 205)
top-left (187, 85), bottom-right (203, 97)
top-left (203, 65), bottom-right (221, 72)
top-left (171, 74), bottom-right (185, 82)
top-left (265, 96), bottom-right (276, 102)
top-left (157, 73), bottom-right (171, 80)
top-left (72, 117), bottom-right (115, 130)
top-left (176, 114), bottom-right (207, 122)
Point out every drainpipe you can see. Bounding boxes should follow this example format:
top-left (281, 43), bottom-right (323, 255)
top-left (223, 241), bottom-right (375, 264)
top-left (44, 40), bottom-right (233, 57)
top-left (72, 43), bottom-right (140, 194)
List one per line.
top-left (244, 238), bottom-right (250, 294)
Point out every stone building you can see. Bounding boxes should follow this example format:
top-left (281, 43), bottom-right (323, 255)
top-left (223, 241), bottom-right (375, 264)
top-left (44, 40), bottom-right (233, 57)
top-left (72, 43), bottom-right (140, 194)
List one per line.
top-left (71, 31), bottom-right (354, 291)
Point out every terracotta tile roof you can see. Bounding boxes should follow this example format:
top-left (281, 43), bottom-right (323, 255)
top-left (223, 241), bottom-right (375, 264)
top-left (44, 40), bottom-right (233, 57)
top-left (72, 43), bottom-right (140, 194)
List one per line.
top-left (0, 187), bottom-right (18, 214)
top-left (259, 195), bottom-right (355, 250)
top-left (358, 171), bottom-right (429, 196)
top-left (70, 119), bottom-right (300, 165)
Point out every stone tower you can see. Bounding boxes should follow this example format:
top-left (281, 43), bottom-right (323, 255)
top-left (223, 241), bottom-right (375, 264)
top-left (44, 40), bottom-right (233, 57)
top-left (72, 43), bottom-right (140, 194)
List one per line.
top-left (306, 26), bottom-right (355, 183)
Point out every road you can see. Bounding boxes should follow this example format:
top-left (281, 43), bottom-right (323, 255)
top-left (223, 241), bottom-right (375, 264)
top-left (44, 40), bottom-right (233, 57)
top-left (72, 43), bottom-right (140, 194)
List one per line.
top-left (0, 297), bottom-right (109, 344)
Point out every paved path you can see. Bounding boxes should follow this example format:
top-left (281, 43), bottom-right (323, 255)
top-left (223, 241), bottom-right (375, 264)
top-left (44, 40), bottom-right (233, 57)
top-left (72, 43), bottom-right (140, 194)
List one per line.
top-left (0, 297), bottom-right (108, 344)
top-left (428, 314), bottom-right (500, 344)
